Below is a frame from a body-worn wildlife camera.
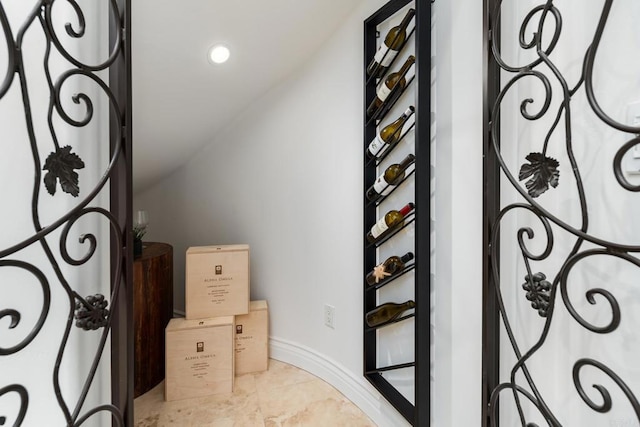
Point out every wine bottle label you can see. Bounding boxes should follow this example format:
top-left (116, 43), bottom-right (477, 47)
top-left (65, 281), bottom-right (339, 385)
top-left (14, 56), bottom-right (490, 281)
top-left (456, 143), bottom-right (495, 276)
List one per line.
top-left (373, 174), bottom-right (394, 196)
top-left (370, 217), bottom-right (390, 239)
top-left (373, 44), bottom-right (399, 67)
top-left (367, 134), bottom-right (387, 157)
top-left (376, 82), bottom-right (393, 102)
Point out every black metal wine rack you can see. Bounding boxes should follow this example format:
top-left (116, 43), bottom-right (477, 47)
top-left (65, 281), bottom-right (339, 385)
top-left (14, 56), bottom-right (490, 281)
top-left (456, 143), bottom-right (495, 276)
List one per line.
top-left (363, 0), bottom-right (431, 425)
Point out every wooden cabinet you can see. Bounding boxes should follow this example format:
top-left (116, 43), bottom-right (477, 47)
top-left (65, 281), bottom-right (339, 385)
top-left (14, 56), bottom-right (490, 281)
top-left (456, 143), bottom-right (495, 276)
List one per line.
top-left (133, 242), bottom-right (173, 398)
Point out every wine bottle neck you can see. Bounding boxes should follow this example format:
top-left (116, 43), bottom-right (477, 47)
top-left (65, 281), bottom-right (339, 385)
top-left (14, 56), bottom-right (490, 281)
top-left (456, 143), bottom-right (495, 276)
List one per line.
top-left (398, 202), bottom-right (414, 217)
top-left (398, 154), bottom-right (416, 170)
top-left (401, 252), bottom-right (414, 263)
top-left (399, 55), bottom-right (415, 74)
top-left (404, 106), bottom-right (415, 117)
top-left (400, 9), bottom-right (416, 30)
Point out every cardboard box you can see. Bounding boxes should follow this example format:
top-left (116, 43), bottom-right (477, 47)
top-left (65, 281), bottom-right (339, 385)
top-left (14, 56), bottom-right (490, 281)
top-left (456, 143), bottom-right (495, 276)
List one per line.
top-left (165, 316), bottom-right (234, 401)
top-left (186, 244), bottom-right (250, 319)
top-left (234, 300), bottom-right (269, 375)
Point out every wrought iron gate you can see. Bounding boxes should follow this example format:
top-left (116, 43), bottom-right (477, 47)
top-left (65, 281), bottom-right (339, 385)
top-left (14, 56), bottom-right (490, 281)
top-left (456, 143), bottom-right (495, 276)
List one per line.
top-left (483, 0), bottom-right (640, 425)
top-left (0, 0), bottom-right (132, 425)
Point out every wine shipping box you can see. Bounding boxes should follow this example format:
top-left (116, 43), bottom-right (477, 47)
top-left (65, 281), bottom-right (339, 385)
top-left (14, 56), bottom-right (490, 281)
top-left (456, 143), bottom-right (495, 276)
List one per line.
top-left (186, 244), bottom-right (250, 319)
top-left (234, 300), bottom-right (269, 375)
top-left (165, 316), bottom-right (234, 401)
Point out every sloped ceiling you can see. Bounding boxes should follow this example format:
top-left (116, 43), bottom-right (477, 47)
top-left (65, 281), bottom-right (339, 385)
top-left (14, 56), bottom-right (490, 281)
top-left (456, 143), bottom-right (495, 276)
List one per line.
top-left (132, 0), bottom-right (362, 192)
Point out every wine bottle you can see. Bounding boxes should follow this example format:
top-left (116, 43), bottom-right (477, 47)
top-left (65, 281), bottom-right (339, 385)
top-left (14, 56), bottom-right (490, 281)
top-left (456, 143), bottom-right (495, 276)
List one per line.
top-left (366, 106), bottom-right (414, 159)
top-left (366, 8), bottom-right (415, 79)
top-left (366, 252), bottom-right (414, 286)
top-left (366, 55), bottom-right (415, 118)
top-left (366, 300), bottom-right (416, 328)
top-left (366, 202), bottom-right (414, 244)
top-left (365, 154), bottom-right (415, 202)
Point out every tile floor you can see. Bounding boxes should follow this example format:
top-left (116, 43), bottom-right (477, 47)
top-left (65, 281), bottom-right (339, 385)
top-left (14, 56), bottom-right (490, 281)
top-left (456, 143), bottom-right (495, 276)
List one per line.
top-left (134, 359), bottom-right (377, 426)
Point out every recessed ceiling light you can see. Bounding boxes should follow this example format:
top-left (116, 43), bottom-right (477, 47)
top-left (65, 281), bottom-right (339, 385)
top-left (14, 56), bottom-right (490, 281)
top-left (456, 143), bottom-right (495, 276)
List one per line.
top-left (208, 45), bottom-right (230, 64)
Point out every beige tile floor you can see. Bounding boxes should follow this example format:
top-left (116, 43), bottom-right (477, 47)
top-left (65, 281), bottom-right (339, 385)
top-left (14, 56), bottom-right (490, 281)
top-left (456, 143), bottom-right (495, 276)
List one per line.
top-left (135, 359), bottom-right (377, 426)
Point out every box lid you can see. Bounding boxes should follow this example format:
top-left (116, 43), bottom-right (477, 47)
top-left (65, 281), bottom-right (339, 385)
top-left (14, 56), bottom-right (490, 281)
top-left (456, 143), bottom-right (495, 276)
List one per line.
top-left (250, 300), bottom-right (268, 311)
top-left (186, 244), bottom-right (249, 254)
top-left (167, 316), bottom-right (234, 332)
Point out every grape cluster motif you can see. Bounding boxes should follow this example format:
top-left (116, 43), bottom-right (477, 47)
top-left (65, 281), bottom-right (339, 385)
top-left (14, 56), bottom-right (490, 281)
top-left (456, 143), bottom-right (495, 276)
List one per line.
top-left (74, 294), bottom-right (109, 330)
top-left (522, 272), bottom-right (551, 317)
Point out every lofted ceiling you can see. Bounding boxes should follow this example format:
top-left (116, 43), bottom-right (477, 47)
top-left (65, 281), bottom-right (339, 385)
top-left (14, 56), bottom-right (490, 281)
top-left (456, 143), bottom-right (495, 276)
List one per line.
top-left (131, 0), bottom-right (363, 192)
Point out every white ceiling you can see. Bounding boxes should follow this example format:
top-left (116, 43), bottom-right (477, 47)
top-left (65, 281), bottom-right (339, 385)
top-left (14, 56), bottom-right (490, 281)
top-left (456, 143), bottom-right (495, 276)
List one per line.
top-left (132, 0), bottom-right (362, 192)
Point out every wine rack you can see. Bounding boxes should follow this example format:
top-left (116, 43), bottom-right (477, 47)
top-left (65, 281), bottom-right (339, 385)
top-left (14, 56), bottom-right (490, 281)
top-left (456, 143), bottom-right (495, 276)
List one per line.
top-left (363, 0), bottom-right (431, 425)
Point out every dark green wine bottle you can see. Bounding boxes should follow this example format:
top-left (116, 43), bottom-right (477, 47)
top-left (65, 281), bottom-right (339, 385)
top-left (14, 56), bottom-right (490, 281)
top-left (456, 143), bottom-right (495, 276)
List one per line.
top-left (366, 300), bottom-right (415, 328)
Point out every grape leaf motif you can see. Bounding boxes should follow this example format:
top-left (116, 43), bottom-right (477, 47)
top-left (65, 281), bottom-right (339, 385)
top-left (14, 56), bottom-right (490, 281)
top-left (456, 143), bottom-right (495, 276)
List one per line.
top-left (43, 145), bottom-right (85, 197)
top-left (518, 152), bottom-right (559, 198)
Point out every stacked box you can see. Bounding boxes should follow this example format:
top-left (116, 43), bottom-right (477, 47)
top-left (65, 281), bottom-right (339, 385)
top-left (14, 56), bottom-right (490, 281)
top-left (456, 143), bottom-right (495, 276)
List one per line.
top-left (171, 243), bottom-right (269, 400)
top-left (234, 300), bottom-right (269, 375)
top-left (185, 244), bottom-right (250, 319)
top-left (165, 316), bottom-right (235, 401)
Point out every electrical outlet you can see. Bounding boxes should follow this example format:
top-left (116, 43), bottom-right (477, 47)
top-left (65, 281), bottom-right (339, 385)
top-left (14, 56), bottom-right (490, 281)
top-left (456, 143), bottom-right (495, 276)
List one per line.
top-left (625, 101), bottom-right (640, 174)
top-left (628, 101), bottom-right (640, 159)
top-left (324, 304), bottom-right (335, 329)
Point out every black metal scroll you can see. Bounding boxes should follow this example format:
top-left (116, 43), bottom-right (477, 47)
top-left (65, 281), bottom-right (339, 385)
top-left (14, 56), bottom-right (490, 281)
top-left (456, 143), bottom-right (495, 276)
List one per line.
top-left (0, 1), bottom-right (130, 425)
top-left (484, 1), bottom-right (640, 425)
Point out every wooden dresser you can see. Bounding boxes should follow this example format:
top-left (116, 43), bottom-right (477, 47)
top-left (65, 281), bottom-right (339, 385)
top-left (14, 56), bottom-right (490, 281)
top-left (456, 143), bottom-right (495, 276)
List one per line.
top-left (133, 242), bottom-right (173, 398)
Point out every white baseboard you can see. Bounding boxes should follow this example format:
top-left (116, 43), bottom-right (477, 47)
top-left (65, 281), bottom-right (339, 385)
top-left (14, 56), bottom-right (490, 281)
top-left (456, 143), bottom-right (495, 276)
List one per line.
top-left (269, 336), bottom-right (410, 427)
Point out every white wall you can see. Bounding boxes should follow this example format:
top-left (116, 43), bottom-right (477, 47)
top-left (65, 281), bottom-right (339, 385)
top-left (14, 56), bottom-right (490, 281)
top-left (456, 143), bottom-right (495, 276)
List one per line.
top-left (134, 1), bottom-right (485, 426)
top-left (0, 2), bottom-right (112, 425)
top-left (432, 1), bottom-right (484, 426)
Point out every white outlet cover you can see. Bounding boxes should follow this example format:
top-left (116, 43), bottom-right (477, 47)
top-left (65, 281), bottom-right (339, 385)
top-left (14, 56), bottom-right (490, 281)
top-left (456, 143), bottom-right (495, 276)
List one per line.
top-left (625, 101), bottom-right (640, 170)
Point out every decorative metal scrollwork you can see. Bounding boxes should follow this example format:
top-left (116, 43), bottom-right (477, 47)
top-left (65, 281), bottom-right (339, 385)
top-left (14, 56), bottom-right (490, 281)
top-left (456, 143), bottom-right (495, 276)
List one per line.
top-left (487, 0), bottom-right (640, 425)
top-left (573, 358), bottom-right (640, 417)
top-left (0, 0), bottom-right (126, 425)
top-left (0, 385), bottom-right (28, 426)
top-left (0, 261), bottom-right (50, 355)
